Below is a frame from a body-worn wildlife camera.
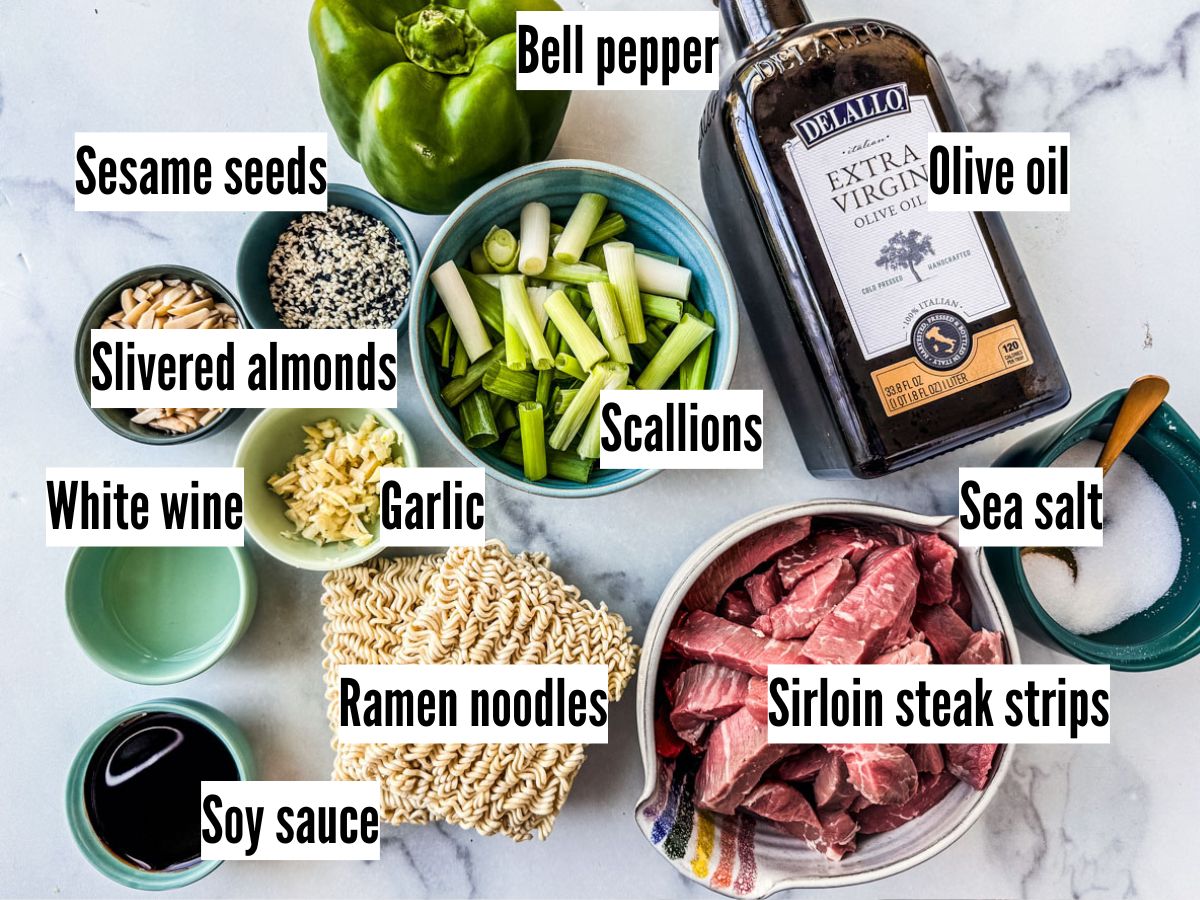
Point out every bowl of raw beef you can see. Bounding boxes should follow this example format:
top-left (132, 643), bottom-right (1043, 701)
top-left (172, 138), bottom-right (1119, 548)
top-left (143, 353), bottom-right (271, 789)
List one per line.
top-left (635, 500), bottom-right (1017, 896)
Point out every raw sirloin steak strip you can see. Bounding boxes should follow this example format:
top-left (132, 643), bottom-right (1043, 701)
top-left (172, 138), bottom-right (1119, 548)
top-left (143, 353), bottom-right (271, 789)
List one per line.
top-left (913, 531), bottom-right (957, 605)
top-left (694, 707), bottom-right (794, 815)
top-left (683, 518), bottom-right (812, 612)
top-left (873, 639), bottom-right (932, 665)
top-left (909, 743), bottom-right (945, 774)
top-left (669, 663), bottom-right (750, 744)
top-left (946, 743), bottom-right (998, 790)
top-left (913, 603), bottom-right (975, 663)
top-left (756, 558), bottom-right (856, 640)
top-left (813, 752), bottom-right (859, 811)
top-left (825, 744), bottom-right (918, 806)
top-left (775, 746), bottom-right (829, 782)
top-left (956, 630), bottom-right (1005, 664)
top-left (803, 545), bottom-right (920, 665)
top-left (745, 677), bottom-right (769, 723)
top-left (776, 528), bottom-right (885, 590)
top-left (718, 588), bottom-right (758, 626)
top-left (740, 780), bottom-right (858, 861)
top-left (670, 611), bottom-right (809, 676)
top-left (948, 575), bottom-right (973, 622)
top-left (745, 566), bottom-right (782, 613)
top-left (856, 772), bottom-right (959, 834)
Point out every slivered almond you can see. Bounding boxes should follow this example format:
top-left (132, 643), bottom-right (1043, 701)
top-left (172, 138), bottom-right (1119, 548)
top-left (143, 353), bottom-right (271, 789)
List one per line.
top-left (165, 308), bottom-right (210, 329)
top-left (169, 297), bottom-right (213, 317)
top-left (105, 275), bottom-right (239, 435)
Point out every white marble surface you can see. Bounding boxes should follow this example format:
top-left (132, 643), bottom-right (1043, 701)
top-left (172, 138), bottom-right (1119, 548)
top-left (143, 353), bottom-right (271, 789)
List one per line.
top-left (1, 0), bottom-right (1198, 896)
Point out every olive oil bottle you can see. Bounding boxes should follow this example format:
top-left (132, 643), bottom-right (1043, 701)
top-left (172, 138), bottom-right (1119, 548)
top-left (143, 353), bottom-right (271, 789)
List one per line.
top-left (700, 0), bottom-right (1070, 477)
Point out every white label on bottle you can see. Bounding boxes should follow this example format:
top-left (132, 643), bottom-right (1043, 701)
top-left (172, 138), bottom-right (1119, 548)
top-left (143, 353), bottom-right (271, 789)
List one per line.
top-left (783, 83), bottom-right (1010, 360)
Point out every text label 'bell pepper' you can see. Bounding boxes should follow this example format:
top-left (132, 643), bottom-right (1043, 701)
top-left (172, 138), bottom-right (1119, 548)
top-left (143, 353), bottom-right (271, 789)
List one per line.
top-left (309, 0), bottom-right (571, 214)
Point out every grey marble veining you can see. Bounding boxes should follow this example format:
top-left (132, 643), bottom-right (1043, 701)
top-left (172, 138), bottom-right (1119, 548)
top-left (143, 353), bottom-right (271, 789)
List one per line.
top-left (2, 1), bottom-right (1197, 897)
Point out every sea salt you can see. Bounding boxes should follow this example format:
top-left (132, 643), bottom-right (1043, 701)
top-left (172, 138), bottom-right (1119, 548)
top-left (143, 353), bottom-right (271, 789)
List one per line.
top-left (1021, 439), bottom-right (1181, 635)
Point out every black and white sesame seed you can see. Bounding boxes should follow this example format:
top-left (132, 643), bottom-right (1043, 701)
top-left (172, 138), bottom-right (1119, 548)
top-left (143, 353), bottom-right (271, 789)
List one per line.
top-left (267, 205), bottom-right (410, 329)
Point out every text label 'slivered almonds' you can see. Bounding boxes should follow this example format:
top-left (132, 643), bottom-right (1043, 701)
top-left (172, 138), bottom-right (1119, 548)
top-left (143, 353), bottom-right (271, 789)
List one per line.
top-left (267, 415), bottom-right (400, 547)
top-left (102, 276), bottom-right (239, 434)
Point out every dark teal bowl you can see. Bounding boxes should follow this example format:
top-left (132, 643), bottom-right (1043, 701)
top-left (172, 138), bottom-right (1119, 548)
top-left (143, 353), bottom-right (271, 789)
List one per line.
top-left (74, 265), bottom-right (248, 445)
top-left (408, 159), bottom-right (739, 498)
top-left (986, 389), bottom-right (1200, 670)
top-left (66, 698), bottom-right (255, 890)
top-left (235, 183), bottom-right (419, 330)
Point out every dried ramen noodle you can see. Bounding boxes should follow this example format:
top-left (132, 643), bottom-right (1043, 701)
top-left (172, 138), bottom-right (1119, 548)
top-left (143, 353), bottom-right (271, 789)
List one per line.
top-left (321, 541), bottom-right (638, 841)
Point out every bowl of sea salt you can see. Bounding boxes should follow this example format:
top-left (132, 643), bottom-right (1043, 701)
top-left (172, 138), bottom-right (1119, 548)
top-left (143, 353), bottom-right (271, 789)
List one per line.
top-left (985, 389), bottom-right (1200, 671)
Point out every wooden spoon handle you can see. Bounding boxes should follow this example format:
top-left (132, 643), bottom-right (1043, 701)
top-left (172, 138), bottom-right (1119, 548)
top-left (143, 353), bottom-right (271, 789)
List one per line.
top-left (1096, 375), bottom-right (1170, 475)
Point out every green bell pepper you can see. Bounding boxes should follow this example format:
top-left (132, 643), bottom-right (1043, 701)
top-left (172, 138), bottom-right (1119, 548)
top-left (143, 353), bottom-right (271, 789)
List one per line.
top-left (309, 0), bottom-right (571, 214)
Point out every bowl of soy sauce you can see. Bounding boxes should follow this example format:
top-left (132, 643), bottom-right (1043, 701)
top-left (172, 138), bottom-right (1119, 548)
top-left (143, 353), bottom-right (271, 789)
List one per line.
top-left (66, 699), bottom-right (255, 890)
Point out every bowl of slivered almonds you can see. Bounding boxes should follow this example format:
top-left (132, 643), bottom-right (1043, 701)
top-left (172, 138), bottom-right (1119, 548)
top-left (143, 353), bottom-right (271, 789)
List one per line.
top-left (75, 265), bottom-right (249, 444)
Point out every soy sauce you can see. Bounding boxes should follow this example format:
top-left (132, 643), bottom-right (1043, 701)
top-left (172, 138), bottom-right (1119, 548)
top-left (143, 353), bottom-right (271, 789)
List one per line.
top-left (83, 711), bottom-right (239, 872)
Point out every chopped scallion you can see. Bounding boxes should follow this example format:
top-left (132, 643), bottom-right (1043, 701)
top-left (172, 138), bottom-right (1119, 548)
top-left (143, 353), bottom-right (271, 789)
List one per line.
top-left (603, 241), bottom-right (647, 344)
top-left (554, 192), bottom-right (608, 265)
top-left (518, 402), bottom-right (548, 481)
top-left (635, 313), bottom-right (715, 390)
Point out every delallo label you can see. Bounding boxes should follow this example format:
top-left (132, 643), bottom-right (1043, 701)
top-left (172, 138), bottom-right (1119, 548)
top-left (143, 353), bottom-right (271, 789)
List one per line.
top-left (782, 82), bottom-right (1011, 363)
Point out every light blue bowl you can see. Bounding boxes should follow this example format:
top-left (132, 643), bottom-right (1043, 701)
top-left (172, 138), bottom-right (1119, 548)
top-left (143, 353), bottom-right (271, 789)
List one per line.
top-left (408, 159), bottom-right (740, 498)
top-left (236, 183), bottom-right (420, 331)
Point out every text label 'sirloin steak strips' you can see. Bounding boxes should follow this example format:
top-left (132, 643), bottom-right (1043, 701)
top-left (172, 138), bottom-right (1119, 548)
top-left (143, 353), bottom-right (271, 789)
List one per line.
top-left (803, 545), bottom-right (920, 665)
top-left (684, 518), bottom-right (812, 612)
top-left (956, 630), bottom-right (1005, 664)
top-left (826, 744), bottom-right (918, 806)
top-left (856, 772), bottom-right (959, 834)
top-left (913, 603), bottom-right (976, 663)
top-left (695, 707), bottom-right (794, 815)
top-left (776, 528), bottom-right (884, 590)
top-left (745, 566), bottom-right (782, 613)
top-left (670, 611), bottom-right (809, 676)
top-left (914, 531), bottom-right (957, 605)
top-left (756, 558), bottom-right (856, 640)
top-left (740, 780), bottom-right (859, 861)
top-left (669, 663), bottom-right (750, 744)
top-left (946, 743), bottom-right (998, 790)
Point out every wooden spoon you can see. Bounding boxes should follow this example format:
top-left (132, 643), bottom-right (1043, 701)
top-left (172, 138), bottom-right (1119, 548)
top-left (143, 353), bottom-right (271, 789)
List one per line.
top-left (1022, 375), bottom-right (1171, 579)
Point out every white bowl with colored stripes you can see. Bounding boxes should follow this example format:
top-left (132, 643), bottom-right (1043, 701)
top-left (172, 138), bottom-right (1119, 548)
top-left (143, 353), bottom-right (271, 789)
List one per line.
top-left (634, 500), bottom-right (1018, 896)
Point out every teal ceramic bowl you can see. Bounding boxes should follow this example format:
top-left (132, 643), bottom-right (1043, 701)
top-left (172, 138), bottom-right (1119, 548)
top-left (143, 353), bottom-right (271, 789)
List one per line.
top-left (66, 698), bottom-right (255, 891)
top-left (66, 545), bottom-right (257, 684)
top-left (986, 389), bottom-right (1200, 671)
top-left (74, 265), bottom-right (248, 445)
top-left (236, 183), bottom-right (419, 330)
top-left (234, 407), bottom-right (418, 571)
top-left (408, 159), bottom-right (739, 498)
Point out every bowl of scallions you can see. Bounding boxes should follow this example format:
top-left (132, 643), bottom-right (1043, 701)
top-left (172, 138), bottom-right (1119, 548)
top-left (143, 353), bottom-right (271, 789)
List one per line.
top-left (408, 159), bottom-right (739, 497)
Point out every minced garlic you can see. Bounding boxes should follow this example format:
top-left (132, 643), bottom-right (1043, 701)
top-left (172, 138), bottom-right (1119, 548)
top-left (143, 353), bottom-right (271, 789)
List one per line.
top-left (267, 415), bottom-right (399, 547)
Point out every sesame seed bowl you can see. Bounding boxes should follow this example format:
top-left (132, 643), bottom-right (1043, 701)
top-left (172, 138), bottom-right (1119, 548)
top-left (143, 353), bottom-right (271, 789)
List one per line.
top-left (235, 183), bottom-right (419, 332)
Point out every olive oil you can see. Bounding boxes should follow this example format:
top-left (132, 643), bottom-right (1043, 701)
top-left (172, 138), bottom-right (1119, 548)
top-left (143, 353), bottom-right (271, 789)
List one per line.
top-left (700, 0), bottom-right (1070, 477)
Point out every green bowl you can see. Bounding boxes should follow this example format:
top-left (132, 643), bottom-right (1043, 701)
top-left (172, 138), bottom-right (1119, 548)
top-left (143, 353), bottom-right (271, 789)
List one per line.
top-left (66, 545), bottom-right (257, 684)
top-left (66, 698), bottom-right (255, 891)
top-left (74, 265), bottom-right (249, 445)
top-left (236, 182), bottom-right (419, 331)
top-left (986, 389), bottom-right (1200, 671)
top-left (234, 407), bottom-right (418, 571)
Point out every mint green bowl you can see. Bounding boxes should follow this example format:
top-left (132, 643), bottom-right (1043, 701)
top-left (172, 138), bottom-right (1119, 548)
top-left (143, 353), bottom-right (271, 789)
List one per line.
top-left (66, 698), bottom-right (255, 891)
top-left (986, 389), bottom-right (1200, 671)
top-left (234, 407), bottom-right (418, 571)
top-left (66, 546), bottom-right (256, 684)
